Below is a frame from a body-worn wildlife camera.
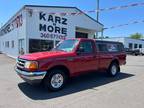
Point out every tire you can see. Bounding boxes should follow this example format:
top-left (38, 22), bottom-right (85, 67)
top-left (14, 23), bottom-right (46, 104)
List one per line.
top-left (107, 62), bottom-right (120, 77)
top-left (135, 53), bottom-right (138, 56)
top-left (43, 69), bottom-right (67, 91)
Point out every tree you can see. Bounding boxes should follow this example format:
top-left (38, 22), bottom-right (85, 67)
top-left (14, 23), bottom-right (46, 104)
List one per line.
top-left (130, 33), bottom-right (144, 39)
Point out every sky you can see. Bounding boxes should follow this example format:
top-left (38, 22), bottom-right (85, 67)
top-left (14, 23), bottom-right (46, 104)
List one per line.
top-left (0, 0), bottom-right (144, 37)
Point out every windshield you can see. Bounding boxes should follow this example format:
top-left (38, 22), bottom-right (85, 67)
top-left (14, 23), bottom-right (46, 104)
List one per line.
top-left (54, 39), bottom-right (79, 52)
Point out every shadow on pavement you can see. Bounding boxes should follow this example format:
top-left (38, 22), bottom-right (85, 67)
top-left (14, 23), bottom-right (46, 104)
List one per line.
top-left (18, 72), bottom-right (134, 100)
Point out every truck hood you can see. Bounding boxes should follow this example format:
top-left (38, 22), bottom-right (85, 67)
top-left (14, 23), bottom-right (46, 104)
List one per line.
top-left (19, 51), bottom-right (73, 61)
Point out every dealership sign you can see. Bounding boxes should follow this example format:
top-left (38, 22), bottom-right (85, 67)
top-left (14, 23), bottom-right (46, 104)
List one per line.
top-left (39, 12), bottom-right (68, 40)
top-left (0, 14), bottom-right (23, 36)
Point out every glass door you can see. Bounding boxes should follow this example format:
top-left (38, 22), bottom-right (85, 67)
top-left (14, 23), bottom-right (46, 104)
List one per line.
top-left (19, 39), bottom-right (25, 55)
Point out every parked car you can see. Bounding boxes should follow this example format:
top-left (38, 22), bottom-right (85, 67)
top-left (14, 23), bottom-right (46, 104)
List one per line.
top-left (124, 48), bottom-right (131, 54)
top-left (125, 48), bottom-right (140, 56)
top-left (15, 38), bottom-right (126, 91)
top-left (139, 48), bottom-right (144, 55)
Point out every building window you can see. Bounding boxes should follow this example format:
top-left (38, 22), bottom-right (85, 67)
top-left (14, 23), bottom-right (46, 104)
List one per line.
top-left (134, 44), bottom-right (138, 49)
top-left (12, 41), bottom-right (14, 48)
top-left (5, 41), bottom-right (9, 48)
top-left (29, 39), bottom-right (54, 53)
top-left (129, 43), bottom-right (133, 49)
top-left (139, 44), bottom-right (142, 48)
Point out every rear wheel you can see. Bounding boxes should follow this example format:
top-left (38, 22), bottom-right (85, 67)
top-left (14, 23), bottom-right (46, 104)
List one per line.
top-left (107, 62), bottom-right (120, 77)
top-left (43, 69), bottom-right (67, 91)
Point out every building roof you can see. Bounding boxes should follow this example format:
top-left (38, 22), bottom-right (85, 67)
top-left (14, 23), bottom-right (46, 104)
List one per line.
top-left (25, 5), bottom-right (104, 26)
top-left (0, 5), bottom-right (103, 31)
top-left (104, 37), bottom-right (144, 42)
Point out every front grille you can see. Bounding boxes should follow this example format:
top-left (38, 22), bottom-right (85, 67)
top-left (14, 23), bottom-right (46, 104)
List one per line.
top-left (17, 59), bottom-right (26, 69)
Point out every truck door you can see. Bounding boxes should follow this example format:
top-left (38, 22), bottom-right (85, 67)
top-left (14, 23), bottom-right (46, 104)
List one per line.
top-left (75, 40), bottom-right (99, 72)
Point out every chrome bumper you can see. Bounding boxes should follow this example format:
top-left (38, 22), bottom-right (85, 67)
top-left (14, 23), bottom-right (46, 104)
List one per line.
top-left (15, 68), bottom-right (47, 84)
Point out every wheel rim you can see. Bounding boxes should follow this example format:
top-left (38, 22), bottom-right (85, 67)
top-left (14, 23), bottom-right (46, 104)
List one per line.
top-left (111, 65), bottom-right (117, 75)
top-left (51, 74), bottom-right (64, 89)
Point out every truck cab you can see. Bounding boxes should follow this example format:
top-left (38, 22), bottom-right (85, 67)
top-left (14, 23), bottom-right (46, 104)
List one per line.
top-left (15, 38), bottom-right (126, 91)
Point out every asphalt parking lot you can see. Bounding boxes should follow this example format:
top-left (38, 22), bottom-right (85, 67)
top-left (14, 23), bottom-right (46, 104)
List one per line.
top-left (0, 54), bottom-right (144, 108)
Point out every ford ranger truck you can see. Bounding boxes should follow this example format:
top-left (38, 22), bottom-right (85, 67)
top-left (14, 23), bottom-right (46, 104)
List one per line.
top-left (15, 38), bottom-right (126, 91)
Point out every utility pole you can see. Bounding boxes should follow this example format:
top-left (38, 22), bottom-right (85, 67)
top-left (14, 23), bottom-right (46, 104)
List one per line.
top-left (96, 0), bottom-right (99, 22)
top-left (96, 0), bottom-right (105, 39)
top-left (95, 0), bottom-right (100, 39)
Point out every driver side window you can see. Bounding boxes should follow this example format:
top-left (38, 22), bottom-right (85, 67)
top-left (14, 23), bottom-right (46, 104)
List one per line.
top-left (78, 41), bottom-right (93, 54)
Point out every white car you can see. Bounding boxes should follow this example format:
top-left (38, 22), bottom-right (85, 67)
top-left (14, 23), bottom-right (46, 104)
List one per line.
top-left (139, 48), bottom-right (144, 55)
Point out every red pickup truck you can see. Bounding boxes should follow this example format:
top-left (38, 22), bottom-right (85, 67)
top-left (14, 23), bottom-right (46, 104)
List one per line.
top-left (15, 38), bottom-right (126, 91)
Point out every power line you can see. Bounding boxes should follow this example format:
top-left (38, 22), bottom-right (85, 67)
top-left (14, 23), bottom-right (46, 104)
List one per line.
top-left (98, 2), bottom-right (144, 12)
top-left (106, 20), bottom-right (144, 30)
top-left (25, 2), bottom-right (144, 16)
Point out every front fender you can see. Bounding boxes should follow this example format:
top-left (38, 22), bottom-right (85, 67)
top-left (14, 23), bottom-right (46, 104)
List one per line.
top-left (38, 58), bottom-right (71, 73)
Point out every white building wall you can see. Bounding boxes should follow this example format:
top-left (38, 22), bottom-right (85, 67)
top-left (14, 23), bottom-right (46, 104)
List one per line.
top-left (25, 6), bottom-right (103, 40)
top-left (124, 38), bottom-right (144, 49)
top-left (0, 9), bottom-right (27, 58)
top-left (104, 37), bottom-right (144, 50)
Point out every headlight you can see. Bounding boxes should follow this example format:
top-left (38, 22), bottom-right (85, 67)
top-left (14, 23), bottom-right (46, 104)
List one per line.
top-left (24, 61), bottom-right (38, 71)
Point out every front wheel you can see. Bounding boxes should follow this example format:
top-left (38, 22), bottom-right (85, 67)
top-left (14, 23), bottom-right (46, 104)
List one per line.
top-left (43, 69), bottom-right (67, 91)
top-left (107, 62), bottom-right (120, 77)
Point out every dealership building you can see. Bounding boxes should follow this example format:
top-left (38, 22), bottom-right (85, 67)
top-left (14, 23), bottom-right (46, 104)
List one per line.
top-left (0, 5), bottom-right (103, 58)
top-left (104, 37), bottom-right (144, 50)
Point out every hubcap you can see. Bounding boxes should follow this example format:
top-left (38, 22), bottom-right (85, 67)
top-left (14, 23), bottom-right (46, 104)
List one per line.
top-left (51, 74), bottom-right (64, 89)
top-left (111, 65), bottom-right (117, 75)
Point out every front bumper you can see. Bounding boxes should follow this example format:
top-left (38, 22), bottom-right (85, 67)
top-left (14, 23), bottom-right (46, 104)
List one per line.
top-left (15, 68), bottom-right (47, 85)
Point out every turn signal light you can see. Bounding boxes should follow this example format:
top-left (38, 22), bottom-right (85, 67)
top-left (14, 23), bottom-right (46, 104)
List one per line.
top-left (25, 61), bottom-right (38, 71)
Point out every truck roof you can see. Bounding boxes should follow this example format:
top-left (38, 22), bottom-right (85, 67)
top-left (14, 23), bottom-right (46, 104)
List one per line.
top-left (95, 40), bottom-right (123, 44)
top-left (67, 38), bottom-right (123, 44)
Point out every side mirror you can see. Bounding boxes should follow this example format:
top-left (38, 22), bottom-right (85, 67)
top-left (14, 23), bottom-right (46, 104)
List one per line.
top-left (77, 47), bottom-right (84, 55)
